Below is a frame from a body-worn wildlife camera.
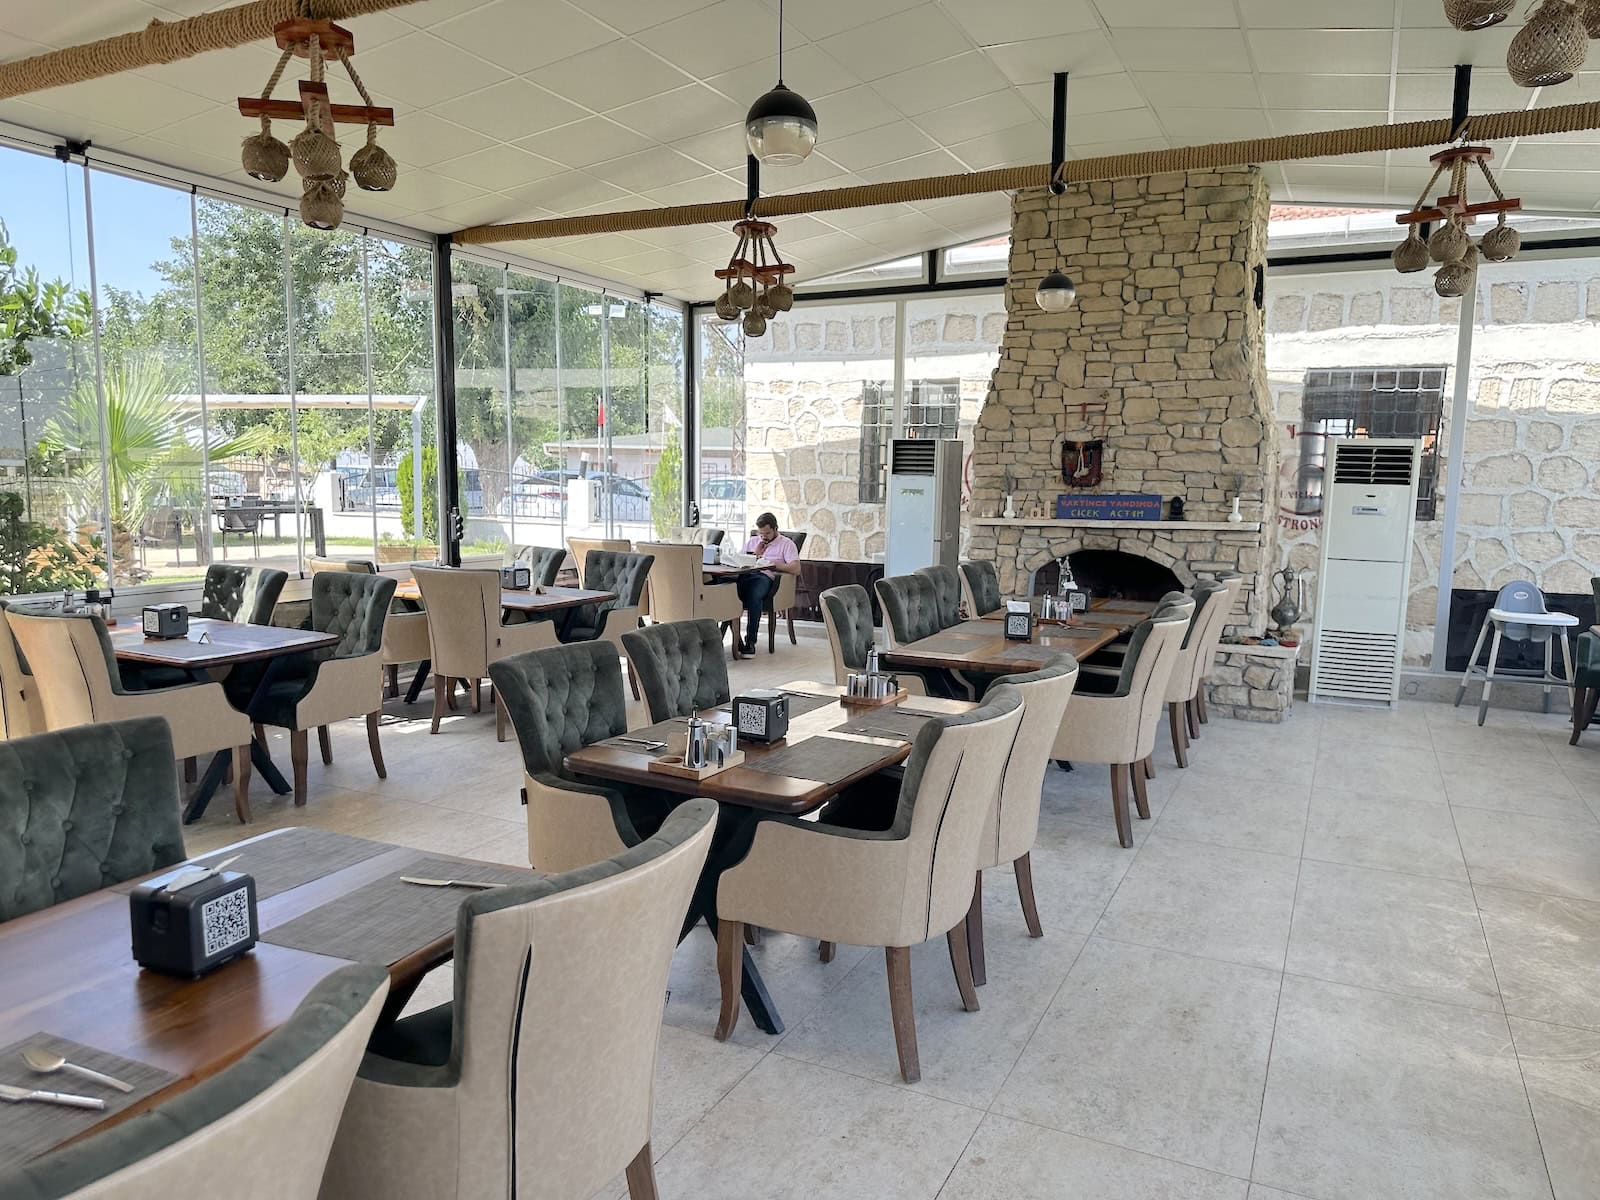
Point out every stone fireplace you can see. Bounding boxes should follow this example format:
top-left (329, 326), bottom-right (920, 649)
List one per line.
top-left (967, 167), bottom-right (1280, 635)
top-left (1029, 550), bottom-right (1183, 603)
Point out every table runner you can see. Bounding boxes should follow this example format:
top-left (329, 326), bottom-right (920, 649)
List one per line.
top-left (111, 828), bottom-right (393, 902)
top-left (742, 735), bottom-right (900, 785)
top-left (260, 857), bottom-right (539, 965)
top-left (836, 708), bottom-right (942, 742)
top-left (0, 1034), bottom-right (175, 1165)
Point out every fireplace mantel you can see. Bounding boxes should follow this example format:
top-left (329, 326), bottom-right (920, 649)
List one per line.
top-left (970, 517), bottom-right (1263, 533)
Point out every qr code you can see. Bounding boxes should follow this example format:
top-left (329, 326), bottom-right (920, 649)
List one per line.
top-left (200, 887), bottom-right (253, 958)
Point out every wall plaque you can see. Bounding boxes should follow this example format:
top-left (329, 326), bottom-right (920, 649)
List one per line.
top-left (1054, 493), bottom-right (1164, 521)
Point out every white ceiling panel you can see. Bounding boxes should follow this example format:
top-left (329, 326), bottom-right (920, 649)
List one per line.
top-left (5, 0), bottom-right (1599, 300)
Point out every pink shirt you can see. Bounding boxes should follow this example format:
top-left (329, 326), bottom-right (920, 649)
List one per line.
top-left (744, 532), bottom-right (799, 578)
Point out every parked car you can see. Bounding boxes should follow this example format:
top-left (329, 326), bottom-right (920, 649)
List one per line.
top-left (700, 476), bottom-right (746, 533)
top-left (496, 470), bottom-right (650, 524)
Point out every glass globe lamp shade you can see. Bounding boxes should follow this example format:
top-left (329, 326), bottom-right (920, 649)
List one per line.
top-left (1035, 270), bottom-right (1077, 312)
top-left (746, 84), bottom-right (818, 165)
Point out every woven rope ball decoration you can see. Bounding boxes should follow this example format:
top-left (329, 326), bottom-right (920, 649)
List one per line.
top-left (714, 291), bottom-right (739, 320)
top-left (1443, 0), bottom-right (1516, 28)
top-left (1392, 229), bottom-right (1430, 273)
top-left (240, 128), bottom-right (290, 182)
top-left (300, 172), bottom-right (347, 231)
top-left (1480, 216), bottom-right (1522, 261)
top-left (349, 140), bottom-right (397, 192)
top-left (728, 280), bottom-right (755, 310)
top-left (290, 125), bottom-right (342, 178)
top-left (1508, 0), bottom-right (1589, 86)
top-left (1434, 244), bottom-right (1479, 298)
top-left (742, 310), bottom-right (767, 337)
top-left (766, 283), bottom-right (794, 312)
top-left (1581, 0), bottom-right (1600, 36)
top-left (1429, 219), bottom-right (1470, 263)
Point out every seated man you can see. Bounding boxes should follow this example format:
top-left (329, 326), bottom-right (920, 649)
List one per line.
top-left (734, 512), bottom-right (801, 655)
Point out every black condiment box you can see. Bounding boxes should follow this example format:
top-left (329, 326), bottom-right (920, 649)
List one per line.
top-left (142, 603), bottom-right (189, 639)
top-left (130, 867), bottom-right (258, 978)
top-left (1004, 609), bottom-right (1034, 641)
top-left (731, 689), bottom-right (789, 743)
top-left (501, 564), bottom-right (532, 591)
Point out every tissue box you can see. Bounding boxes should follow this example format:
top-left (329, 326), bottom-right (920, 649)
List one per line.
top-left (501, 564), bottom-right (532, 591)
top-left (142, 603), bottom-right (189, 639)
top-left (130, 867), bottom-right (258, 979)
top-left (732, 689), bottom-right (789, 743)
top-left (1004, 602), bottom-right (1033, 641)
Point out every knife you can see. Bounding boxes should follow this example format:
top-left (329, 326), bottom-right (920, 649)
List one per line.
top-left (0, 1083), bottom-right (106, 1110)
top-left (399, 877), bottom-right (506, 889)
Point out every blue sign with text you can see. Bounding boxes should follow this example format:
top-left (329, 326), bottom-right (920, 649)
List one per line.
top-left (1055, 493), bottom-right (1165, 521)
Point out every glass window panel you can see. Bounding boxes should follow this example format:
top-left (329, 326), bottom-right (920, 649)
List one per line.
top-left (0, 146), bottom-right (102, 595)
top-left (646, 302), bottom-right (687, 540)
top-left (696, 314), bottom-right (745, 540)
top-left (503, 269), bottom-right (561, 558)
top-left (451, 257), bottom-right (508, 561)
top-left (558, 284), bottom-right (609, 537)
top-left (940, 235), bottom-right (1009, 279)
top-left (365, 236), bottom-right (436, 563)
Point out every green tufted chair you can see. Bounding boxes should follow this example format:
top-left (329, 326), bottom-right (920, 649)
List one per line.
top-left (512, 545), bottom-right (567, 587)
top-left (914, 564), bottom-right (964, 629)
top-left (201, 563), bottom-right (287, 625)
top-left (0, 716), bottom-right (185, 924)
top-left (958, 560), bottom-right (1003, 618)
top-left (561, 551), bottom-right (654, 699)
top-left (819, 584), bottom-right (928, 696)
top-left (1571, 630), bottom-right (1600, 746)
top-left (243, 572), bottom-right (396, 807)
top-left (621, 619), bottom-right (732, 723)
top-left (489, 640), bottom-right (641, 872)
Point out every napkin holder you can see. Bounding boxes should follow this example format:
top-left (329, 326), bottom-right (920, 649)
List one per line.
top-left (142, 603), bottom-right (189, 639)
top-left (731, 689), bottom-right (789, 743)
top-left (130, 866), bottom-right (258, 978)
top-left (702, 544), bottom-right (720, 566)
top-left (501, 564), bottom-right (532, 591)
top-left (1003, 600), bottom-right (1033, 642)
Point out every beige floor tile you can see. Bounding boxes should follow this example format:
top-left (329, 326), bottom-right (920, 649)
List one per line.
top-left (1477, 886), bottom-right (1600, 1030)
top-left (651, 1055), bottom-right (982, 1200)
top-left (1095, 835), bottom-right (1300, 971)
top-left (1153, 774), bottom-right (1311, 858)
top-left (938, 1113), bottom-right (1248, 1199)
top-left (1301, 788), bottom-right (1468, 881)
top-left (1254, 976), bottom-right (1550, 1200)
top-left (1452, 806), bottom-right (1600, 902)
top-left (1005, 818), bottom-right (1139, 934)
top-left (1312, 740), bottom-right (1445, 802)
top-left (1437, 751), bottom-right (1595, 824)
top-left (1509, 1018), bottom-right (1600, 1200)
top-left (994, 938), bottom-right (1279, 1178)
top-left (1285, 860), bottom-right (1500, 1012)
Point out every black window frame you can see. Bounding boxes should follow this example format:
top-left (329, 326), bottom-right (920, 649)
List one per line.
top-left (1300, 364), bottom-right (1447, 520)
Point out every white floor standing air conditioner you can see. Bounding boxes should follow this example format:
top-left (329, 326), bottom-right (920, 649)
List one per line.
top-left (884, 438), bottom-right (962, 578)
top-left (1309, 437), bottom-right (1423, 706)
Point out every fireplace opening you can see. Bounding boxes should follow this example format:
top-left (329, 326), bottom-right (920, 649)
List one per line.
top-left (1030, 550), bottom-right (1184, 603)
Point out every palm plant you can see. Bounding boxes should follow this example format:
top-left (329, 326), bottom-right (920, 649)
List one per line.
top-left (40, 359), bottom-right (269, 582)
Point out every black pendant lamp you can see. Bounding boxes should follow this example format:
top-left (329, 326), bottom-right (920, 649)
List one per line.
top-left (1035, 71), bottom-right (1077, 312)
top-left (746, 0), bottom-right (817, 166)
top-left (1035, 269), bottom-right (1077, 311)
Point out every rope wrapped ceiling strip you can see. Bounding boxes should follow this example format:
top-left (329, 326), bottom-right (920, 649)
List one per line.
top-left (454, 99), bottom-right (1600, 245)
top-left (0, 0), bottom-right (427, 101)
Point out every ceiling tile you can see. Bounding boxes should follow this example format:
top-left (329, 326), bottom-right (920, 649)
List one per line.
top-left (1268, 109), bottom-right (1389, 137)
top-left (576, 0), bottom-right (721, 34)
top-left (1247, 29), bottom-right (1395, 74)
top-left (1397, 0), bottom-right (1457, 27)
top-left (914, 89), bottom-right (1036, 144)
top-left (669, 127), bottom-right (750, 172)
top-left (856, 147), bottom-right (966, 183)
top-left (586, 146), bottom-right (710, 191)
top-left (1391, 72), bottom-right (1527, 113)
top-left (608, 85), bottom-right (746, 143)
top-left (347, 33), bottom-right (511, 109)
top-left (1094, 0), bottom-right (1237, 26)
top-left (1396, 25), bottom-right (1517, 71)
top-left (873, 52), bottom-right (1011, 117)
top-left (942, 0), bottom-right (1100, 46)
top-left (1137, 72), bottom-right (1262, 110)
top-left (1110, 28), bottom-right (1252, 73)
top-left (0, 0), bottom-right (166, 44)
top-left (430, 0), bottom-right (617, 73)
top-left (1504, 144), bottom-right (1600, 173)
top-left (1159, 107), bottom-right (1272, 140)
top-left (819, 7), bottom-right (972, 81)
top-left (1017, 73), bottom-right (1145, 119)
top-left (947, 120), bottom-right (1048, 170)
top-left (427, 193), bottom-right (525, 229)
top-left (27, 74), bottom-right (216, 136)
top-left (809, 86), bottom-right (904, 140)
top-left (759, 151), bottom-right (859, 190)
top-left (821, 120), bottom-right (938, 170)
top-left (982, 31), bottom-right (1122, 84)
top-left (437, 144), bottom-right (566, 190)
top-left (503, 171), bottom-right (632, 212)
top-left (782, 0), bottom-right (925, 41)
top-left (637, 174), bottom-right (741, 206)
top-left (431, 79), bottom-right (589, 143)
top-left (704, 45), bottom-right (861, 110)
top-left (633, 0), bottom-right (787, 79)
top-left (515, 117), bottom-right (654, 169)
top-left (1071, 107), bottom-right (1162, 143)
top-left (529, 40), bottom-right (696, 110)
top-left (391, 0), bottom-right (498, 29)
top-left (389, 172), bottom-right (488, 211)
top-left (1239, 0), bottom-right (1396, 27)
top-left (1257, 73), bottom-right (1392, 110)
top-left (375, 110), bottom-right (498, 168)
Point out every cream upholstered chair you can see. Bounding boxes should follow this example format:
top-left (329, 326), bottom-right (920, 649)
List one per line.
top-left (566, 537), bottom-right (630, 586)
top-left (1051, 601), bottom-right (1193, 848)
top-left (319, 801), bottom-right (716, 1200)
top-left (0, 603), bottom-right (45, 739)
top-left (634, 541), bottom-right (743, 657)
top-left (959, 560), bottom-right (1003, 618)
top-left (412, 567), bottom-right (558, 737)
top-left (760, 529), bottom-right (808, 652)
top-left (9, 612), bottom-right (256, 822)
top-left (0, 965), bottom-right (387, 1200)
top-left (715, 689), bottom-right (1025, 1082)
top-left (971, 655), bottom-right (1078, 953)
top-left (490, 640), bottom-right (640, 872)
top-left (307, 556), bottom-right (377, 575)
top-left (818, 585), bottom-right (926, 696)
top-left (674, 526), bottom-right (725, 547)
top-left (1196, 571), bottom-right (1244, 726)
top-left (1158, 581), bottom-right (1232, 765)
top-left (562, 550), bottom-right (653, 700)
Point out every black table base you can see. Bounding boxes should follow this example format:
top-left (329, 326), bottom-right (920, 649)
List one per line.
top-left (182, 659), bottom-right (295, 824)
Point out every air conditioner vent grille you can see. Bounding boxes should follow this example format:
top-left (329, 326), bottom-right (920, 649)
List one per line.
top-left (1312, 630), bottom-right (1400, 701)
top-left (890, 439), bottom-right (937, 476)
top-left (1332, 443), bottom-right (1415, 486)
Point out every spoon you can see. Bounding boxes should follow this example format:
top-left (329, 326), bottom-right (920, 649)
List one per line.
top-left (22, 1047), bottom-right (133, 1093)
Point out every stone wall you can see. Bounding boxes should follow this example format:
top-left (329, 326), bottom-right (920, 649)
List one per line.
top-left (1205, 643), bottom-right (1299, 723)
top-left (968, 168), bottom-right (1281, 634)
top-left (1266, 255), bottom-right (1600, 665)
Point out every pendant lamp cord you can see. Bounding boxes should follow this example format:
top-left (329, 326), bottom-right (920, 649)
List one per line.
top-left (777, 0), bottom-right (785, 85)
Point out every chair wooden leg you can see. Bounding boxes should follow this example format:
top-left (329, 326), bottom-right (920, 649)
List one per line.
top-left (625, 1144), bottom-right (659, 1200)
top-left (767, 606), bottom-right (776, 653)
top-left (1572, 686), bottom-right (1599, 745)
top-left (231, 745), bottom-right (252, 823)
top-left (723, 621), bottom-right (741, 659)
top-left (626, 657), bottom-right (642, 702)
top-left (317, 725), bottom-right (332, 765)
top-left (787, 610), bottom-right (797, 645)
top-left (1186, 698), bottom-right (1200, 739)
top-left (184, 757), bottom-right (197, 784)
top-left (966, 871), bottom-right (986, 987)
top-left (1015, 852), bottom-right (1043, 938)
top-left (715, 919), bottom-right (743, 1042)
top-left (1195, 687), bottom-right (1209, 724)
top-left (384, 663), bottom-right (399, 699)
top-left (1110, 763), bottom-right (1133, 848)
top-left (1131, 758), bottom-right (1151, 820)
top-left (885, 946), bottom-right (921, 1083)
top-left (744, 924), bottom-right (763, 946)
top-left (818, 940), bottom-right (836, 963)
top-left (1170, 702), bottom-right (1189, 767)
top-left (290, 729), bottom-right (308, 807)
top-left (1143, 755), bottom-right (1156, 780)
top-left (946, 921), bottom-right (981, 1013)
top-left (366, 711), bottom-right (386, 779)
top-left (430, 677), bottom-right (445, 734)
top-left (494, 693), bottom-right (507, 743)
top-left (470, 678), bottom-right (481, 713)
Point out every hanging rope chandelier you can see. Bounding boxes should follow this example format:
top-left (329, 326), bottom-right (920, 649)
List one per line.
top-left (236, 18), bottom-right (397, 231)
top-left (1443, 0), bottom-right (1598, 86)
top-left (712, 218), bottom-right (795, 337)
top-left (1390, 142), bottom-right (1522, 297)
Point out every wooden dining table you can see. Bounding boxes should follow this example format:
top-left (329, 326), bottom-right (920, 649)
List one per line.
top-left (883, 598), bottom-right (1158, 676)
top-left (0, 828), bottom-right (532, 1163)
top-left (567, 680), bottom-right (977, 1035)
top-left (108, 619), bottom-right (340, 823)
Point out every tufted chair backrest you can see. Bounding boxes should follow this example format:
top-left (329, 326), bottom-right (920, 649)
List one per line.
top-left (959, 561), bottom-right (1002, 618)
top-left (513, 546), bottom-right (567, 587)
top-left (311, 572), bottom-right (396, 659)
top-left (1168, 581), bottom-right (1231, 703)
top-left (488, 642), bottom-right (629, 779)
top-left (0, 716), bottom-right (184, 923)
top-left (200, 564), bottom-right (252, 621)
top-left (0, 603), bottom-right (44, 740)
top-left (7, 612), bottom-right (126, 731)
top-left (566, 539), bottom-right (631, 587)
top-left (875, 573), bottom-right (943, 647)
top-left (914, 564), bottom-right (963, 628)
top-left (581, 550), bottom-right (654, 621)
top-left (621, 619), bottom-right (731, 722)
top-left (820, 584), bottom-right (875, 682)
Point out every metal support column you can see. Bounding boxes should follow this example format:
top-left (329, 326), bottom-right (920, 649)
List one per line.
top-left (433, 233), bottom-right (462, 565)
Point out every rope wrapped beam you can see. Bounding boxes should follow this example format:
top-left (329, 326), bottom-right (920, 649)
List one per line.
top-left (0, 0), bottom-right (427, 100)
top-left (454, 99), bottom-right (1600, 245)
